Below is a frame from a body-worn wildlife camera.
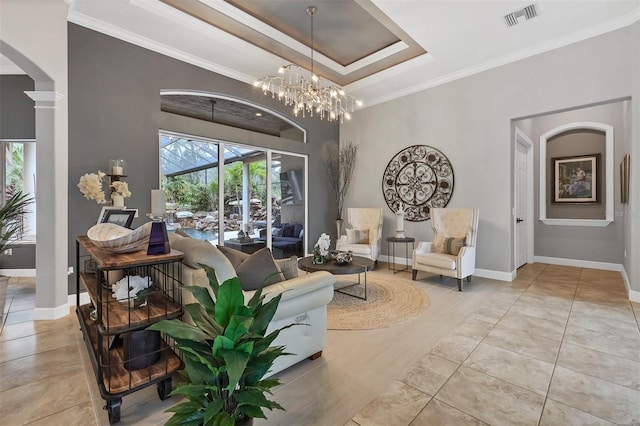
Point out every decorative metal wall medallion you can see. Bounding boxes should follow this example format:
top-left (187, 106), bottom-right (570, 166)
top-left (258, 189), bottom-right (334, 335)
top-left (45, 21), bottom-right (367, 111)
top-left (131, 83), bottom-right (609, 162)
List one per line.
top-left (382, 145), bottom-right (454, 221)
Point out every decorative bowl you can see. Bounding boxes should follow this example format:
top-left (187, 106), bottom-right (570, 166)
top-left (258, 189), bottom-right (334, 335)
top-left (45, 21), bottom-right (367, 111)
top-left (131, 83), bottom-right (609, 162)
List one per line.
top-left (87, 222), bottom-right (152, 253)
top-left (334, 250), bottom-right (353, 265)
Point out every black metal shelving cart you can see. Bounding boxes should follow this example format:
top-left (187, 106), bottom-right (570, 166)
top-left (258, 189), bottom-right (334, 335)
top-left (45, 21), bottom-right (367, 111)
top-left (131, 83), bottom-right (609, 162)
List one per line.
top-left (75, 236), bottom-right (183, 424)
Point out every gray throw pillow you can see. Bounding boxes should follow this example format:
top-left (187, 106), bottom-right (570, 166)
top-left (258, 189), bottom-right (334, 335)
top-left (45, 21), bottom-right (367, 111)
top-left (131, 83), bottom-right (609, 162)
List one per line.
top-left (217, 245), bottom-right (250, 270)
top-left (170, 238), bottom-right (236, 284)
top-left (275, 256), bottom-right (299, 280)
top-left (235, 248), bottom-right (284, 291)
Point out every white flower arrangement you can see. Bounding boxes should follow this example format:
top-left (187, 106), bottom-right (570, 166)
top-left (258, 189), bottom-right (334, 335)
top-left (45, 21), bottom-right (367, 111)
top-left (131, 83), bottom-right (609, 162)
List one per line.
top-left (77, 171), bottom-right (132, 204)
top-left (314, 233), bottom-right (331, 257)
top-left (78, 171), bottom-right (107, 204)
top-left (110, 181), bottom-right (131, 198)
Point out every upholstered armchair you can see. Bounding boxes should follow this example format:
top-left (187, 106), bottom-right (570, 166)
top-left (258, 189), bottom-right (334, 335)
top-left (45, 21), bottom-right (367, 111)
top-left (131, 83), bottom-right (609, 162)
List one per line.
top-left (336, 208), bottom-right (383, 262)
top-left (412, 208), bottom-right (479, 291)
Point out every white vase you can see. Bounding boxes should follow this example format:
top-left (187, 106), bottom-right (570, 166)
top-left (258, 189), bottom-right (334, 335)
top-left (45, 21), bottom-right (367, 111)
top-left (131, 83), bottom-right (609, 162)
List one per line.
top-left (335, 218), bottom-right (344, 246)
top-left (112, 194), bottom-right (124, 207)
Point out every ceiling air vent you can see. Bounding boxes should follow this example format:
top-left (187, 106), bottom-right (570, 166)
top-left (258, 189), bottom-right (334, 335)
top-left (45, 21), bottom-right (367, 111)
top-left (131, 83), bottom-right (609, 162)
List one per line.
top-left (505, 4), bottom-right (537, 27)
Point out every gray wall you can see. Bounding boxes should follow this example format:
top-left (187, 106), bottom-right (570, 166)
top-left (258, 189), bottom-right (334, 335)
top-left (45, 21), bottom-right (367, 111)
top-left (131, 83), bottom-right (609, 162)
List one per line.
top-left (341, 25), bottom-right (635, 276)
top-left (546, 130), bottom-right (606, 219)
top-left (0, 74), bottom-right (34, 139)
top-left (523, 100), bottom-right (628, 264)
top-left (68, 24), bottom-right (338, 293)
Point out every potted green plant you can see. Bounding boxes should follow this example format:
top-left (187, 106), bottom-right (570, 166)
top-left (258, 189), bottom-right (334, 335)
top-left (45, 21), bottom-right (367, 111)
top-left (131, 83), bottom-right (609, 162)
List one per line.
top-left (0, 191), bottom-right (34, 315)
top-left (148, 265), bottom-right (290, 425)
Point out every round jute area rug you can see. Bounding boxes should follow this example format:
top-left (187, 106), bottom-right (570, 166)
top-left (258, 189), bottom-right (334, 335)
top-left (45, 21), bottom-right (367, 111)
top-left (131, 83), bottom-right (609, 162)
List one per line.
top-left (327, 275), bottom-right (430, 330)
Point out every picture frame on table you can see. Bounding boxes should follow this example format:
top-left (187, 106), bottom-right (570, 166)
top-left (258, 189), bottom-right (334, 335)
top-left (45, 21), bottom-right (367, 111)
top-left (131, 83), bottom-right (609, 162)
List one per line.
top-left (552, 154), bottom-right (599, 203)
top-left (98, 206), bottom-right (138, 226)
top-left (102, 209), bottom-right (136, 228)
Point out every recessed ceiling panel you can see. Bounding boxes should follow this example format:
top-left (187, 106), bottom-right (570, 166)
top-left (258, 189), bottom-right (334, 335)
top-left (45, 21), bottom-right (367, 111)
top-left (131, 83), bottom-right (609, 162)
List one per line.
top-left (226, 0), bottom-right (400, 66)
top-left (159, 0), bottom-right (427, 86)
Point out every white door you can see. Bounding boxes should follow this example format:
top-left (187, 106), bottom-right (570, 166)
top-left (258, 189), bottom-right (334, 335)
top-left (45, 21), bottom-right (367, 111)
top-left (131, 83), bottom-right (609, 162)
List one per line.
top-left (515, 142), bottom-right (528, 268)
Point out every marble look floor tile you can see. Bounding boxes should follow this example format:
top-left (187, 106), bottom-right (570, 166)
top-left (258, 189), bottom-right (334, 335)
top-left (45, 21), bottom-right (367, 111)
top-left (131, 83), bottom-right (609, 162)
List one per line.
top-left (483, 325), bottom-right (561, 364)
top-left (3, 308), bottom-right (34, 325)
top-left (345, 421), bottom-right (360, 426)
top-left (548, 366), bottom-right (640, 425)
top-left (0, 326), bottom-right (77, 363)
top-left (352, 380), bottom-right (431, 426)
top-left (463, 343), bottom-right (554, 395)
top-left (525, 283), bottom-right (575, 300)
top-left (496, 310), bottom-right (566, 341)
top-left (0, 344), bottom-right (81, 392)
top-left (571, 300), bottom-right (637, 324)
top-left (563, 323), bottom-right (640, 361)
top-left (567, 309), bottom-right (640, 338)
top-left (0, 315), bottom-right (75, 342)
top-left (448, 317), bottom-right (494, 341)
top-left (539, 399), bottom-right (616, 426)
top-left (509, 297), bottom-right (571, 323)
top-left (429, 334), bottom-right (480, 364)
top-left (411, 398), bottom-right (488, 426)
top-left (467, 306), bottom-right (508, 325)
top-left (401, 353), bottom-right (460, 396)
top-left (557, 342), bottom-right (640, 390)
top-left (27, 400), bottom-right (98, 426)
top-left (574, 291), bottom-right (631, 307)
top-left (0, 369), bottom-right (91, 425)
top-left (435, 366), bottom-right (545, 426)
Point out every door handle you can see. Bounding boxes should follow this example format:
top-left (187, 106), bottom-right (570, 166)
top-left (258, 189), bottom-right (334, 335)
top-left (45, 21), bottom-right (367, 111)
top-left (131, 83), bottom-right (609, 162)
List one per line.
top-left (516, 218), bottom-right (524, 223)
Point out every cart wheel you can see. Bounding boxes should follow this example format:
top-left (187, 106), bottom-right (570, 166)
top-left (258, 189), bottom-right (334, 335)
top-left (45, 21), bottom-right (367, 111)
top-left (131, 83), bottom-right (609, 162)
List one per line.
top-left (157, 378), bottom-right (172, 400)
top-left (105, 398), bottom-right (121, 424)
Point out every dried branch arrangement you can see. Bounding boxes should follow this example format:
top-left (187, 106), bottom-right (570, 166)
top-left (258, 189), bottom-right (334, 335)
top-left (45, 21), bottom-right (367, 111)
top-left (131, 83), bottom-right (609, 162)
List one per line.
top-left (323, 141), bottom-right (359, 219)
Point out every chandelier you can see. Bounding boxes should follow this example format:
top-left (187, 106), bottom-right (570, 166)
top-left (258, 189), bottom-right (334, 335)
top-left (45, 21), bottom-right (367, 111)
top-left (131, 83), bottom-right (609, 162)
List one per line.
top-left (254, 6), bottom-right (362, 123)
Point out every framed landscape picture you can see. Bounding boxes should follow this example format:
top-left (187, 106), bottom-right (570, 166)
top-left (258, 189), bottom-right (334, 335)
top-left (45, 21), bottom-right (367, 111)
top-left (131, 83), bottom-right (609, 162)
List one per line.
top-left (552, 154), bottom-right (599, 203)
top-left (102, 209), bottom-right (136, 228)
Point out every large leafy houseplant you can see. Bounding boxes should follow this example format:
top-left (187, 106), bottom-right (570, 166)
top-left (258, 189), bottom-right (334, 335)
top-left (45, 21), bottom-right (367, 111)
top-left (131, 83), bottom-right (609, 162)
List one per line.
top-left (0, 190), bottom-right (34, 254)
top-left (148, 265), bottom-right (289, 425)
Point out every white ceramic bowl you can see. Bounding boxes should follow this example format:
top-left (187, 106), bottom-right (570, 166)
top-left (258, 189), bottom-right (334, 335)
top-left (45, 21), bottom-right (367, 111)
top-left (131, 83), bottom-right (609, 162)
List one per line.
top-left (87, 222), bottom-right (152, 253)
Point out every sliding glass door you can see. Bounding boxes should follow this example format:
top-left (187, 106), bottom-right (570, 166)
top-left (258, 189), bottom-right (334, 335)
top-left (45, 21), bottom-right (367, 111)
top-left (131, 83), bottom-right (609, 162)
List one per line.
top-left (159, 132), bottom-right (306, 258)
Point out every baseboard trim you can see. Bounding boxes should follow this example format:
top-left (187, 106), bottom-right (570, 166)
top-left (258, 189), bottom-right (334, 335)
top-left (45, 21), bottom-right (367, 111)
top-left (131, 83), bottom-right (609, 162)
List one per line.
top-left (0, 269), bottom-right (36, 277)
top-left (33, 304), bottom-right (69, 320)
top-left (474, 268), bottom-right (513, 282)
top-left (533, 256), bottom-right (622, 271)
top-left (621, 267), bottom-right (640, 303)
top-left (32, 293), bottom-right (89, 321)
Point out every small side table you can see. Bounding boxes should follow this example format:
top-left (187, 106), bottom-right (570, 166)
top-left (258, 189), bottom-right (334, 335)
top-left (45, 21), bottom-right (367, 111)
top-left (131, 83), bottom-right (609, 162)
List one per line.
top-left (386, 236), bottom-right (415, 273)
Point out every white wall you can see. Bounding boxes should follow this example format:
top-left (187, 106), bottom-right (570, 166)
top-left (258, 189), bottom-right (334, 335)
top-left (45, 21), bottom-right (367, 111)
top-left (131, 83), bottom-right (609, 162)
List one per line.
top-left (341, 24), bottom-right (637, 282)
top-left (0, 0), bottom-right (70, 317)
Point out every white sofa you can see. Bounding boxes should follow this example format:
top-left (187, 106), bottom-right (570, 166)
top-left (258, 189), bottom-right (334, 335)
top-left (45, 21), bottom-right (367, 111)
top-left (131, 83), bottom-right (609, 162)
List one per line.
top-left (169, 233), bottom-right (336, 375)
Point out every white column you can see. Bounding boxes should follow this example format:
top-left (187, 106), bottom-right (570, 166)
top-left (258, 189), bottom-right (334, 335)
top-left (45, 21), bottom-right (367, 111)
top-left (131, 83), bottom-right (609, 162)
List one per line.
top-left (25, 90), bottom-right (68, 319)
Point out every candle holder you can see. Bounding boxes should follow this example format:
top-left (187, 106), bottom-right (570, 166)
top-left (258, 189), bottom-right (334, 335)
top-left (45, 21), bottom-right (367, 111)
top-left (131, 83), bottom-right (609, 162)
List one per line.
top-left (109, 158), bottom-right (126, 177)
top-left (146, 214), bottom-right (170, 255)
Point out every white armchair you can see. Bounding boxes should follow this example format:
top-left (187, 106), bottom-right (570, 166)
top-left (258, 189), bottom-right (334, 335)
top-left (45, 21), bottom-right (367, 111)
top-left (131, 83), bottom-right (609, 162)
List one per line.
top-left (412, 208), bottom-right (479, 291)
top-left (336, 208), bottom-right (383, 262)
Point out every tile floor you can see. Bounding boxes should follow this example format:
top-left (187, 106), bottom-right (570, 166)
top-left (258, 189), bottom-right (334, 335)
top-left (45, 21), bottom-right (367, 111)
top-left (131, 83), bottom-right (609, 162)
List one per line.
top-left (0, 264), bottom-right (639, 425)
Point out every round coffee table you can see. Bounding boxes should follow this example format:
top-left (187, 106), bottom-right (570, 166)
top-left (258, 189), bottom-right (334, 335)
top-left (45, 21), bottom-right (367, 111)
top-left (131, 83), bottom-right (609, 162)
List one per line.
top-left (298, 255), bottom-right (375, 300)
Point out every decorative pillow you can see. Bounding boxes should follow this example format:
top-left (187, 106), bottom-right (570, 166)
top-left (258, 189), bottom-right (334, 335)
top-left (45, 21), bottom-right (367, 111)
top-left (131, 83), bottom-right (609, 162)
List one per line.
top-left (281, 223), bottom-right (294, 237)
top-left (275, 256), bottom-right (299, 280)
top-left (272, 227), bottom-right (283, 237)
top-left (170, 238), bottom-right (236, 283)
top-left (217, 245), bottom-right (250, 270)
top-left (346, 228), bottom-right (369, 244)
top-left (293, 223), bottom-right (303, 239)
top-left (433, 233), bottom-right (466, 256)
top-left (235, 248), bottom-right (284, 291)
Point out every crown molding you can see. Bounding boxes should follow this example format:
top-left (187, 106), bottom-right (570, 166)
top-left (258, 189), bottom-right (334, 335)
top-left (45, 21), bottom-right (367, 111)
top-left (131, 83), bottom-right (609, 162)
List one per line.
top-left (361, 7), bottom-right (640, 108)
top-left (68, 6), bottom-right (257, 85)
